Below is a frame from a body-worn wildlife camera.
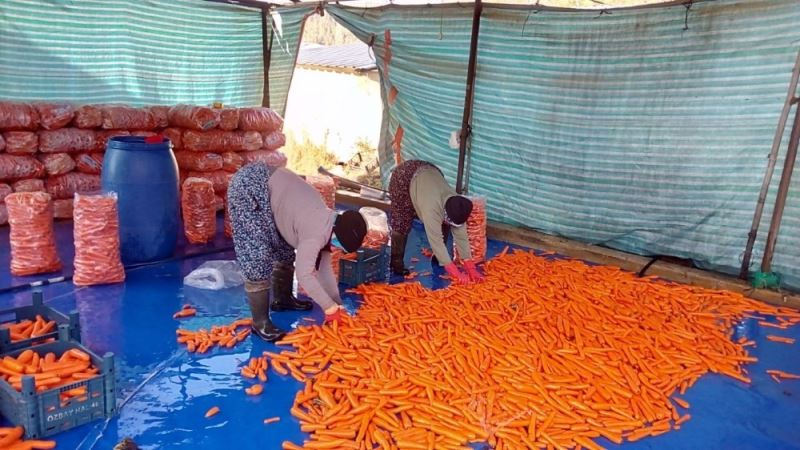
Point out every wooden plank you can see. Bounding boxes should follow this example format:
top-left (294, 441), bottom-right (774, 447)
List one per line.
top-left (335, 190), bottom-right (800, 309)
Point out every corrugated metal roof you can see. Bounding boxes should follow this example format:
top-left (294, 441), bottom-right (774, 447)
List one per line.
top-left (297, 42), bottom-right (377, 72)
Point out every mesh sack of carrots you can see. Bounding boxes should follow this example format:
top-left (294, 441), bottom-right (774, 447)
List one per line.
top-left (454, 195), bottom-right (487, 263)
top-left (72, 192), bottom-right (125, 286)
top-left (240, 150), bottom-right (288, 168)
top-left (5, 192), bottom-right (61, 276)
top-left (182, 177), bottom-right (217, 244)
top-left (306, 175), bottom-right (337, 210)
top-left (275, 250), bottom-right (800, 450)
top-left (0, 347), bottom-right (99, 394)
top-left (0, 155), bottom-right (45, 181)
top-left (168, 105), bottom-right (220, 131)
top-left (0, 427), bottom-right (55, 449)
top-left (34, 103), bottom-right (75, 130)
top-left (359, 206), bottom-right (389, 249)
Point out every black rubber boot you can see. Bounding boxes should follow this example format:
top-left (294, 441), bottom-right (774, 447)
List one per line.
top-left (391, 231), bottom-right (410, 276)
top-left (271, 262), bottom-right (312, 311)
top-left (246, 288), bottom-right (285, 342)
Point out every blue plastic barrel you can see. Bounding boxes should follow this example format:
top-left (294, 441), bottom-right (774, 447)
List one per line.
top-left (101, 136), bottom-right (179, 264)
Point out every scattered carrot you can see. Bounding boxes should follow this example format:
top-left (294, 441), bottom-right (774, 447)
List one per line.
top-left (173, 305), bottom-right (197, 319)
top-left (404, 272), bottom-right (418, 280)
top-left (766, 335), bottom-right (795, 345)
top-left (264, 417), bottom-right (281, 425)
top-left (205, 406), bottom-right (220, 418)
top-left (274, 251), bottom-right (800, 449)
top-left (176, 318), bottom-right (252, 352)
top-left (420, 247), bottom-right (433, 257)
top-left (767, 370), bottom-right (800, 380)
top-left (245, 384), bottom-right (264, 396)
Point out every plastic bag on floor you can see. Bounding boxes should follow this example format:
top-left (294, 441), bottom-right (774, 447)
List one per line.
top-left (73, 192), bottom-right (125, 286)
top-left (0, 102), bottom-right (39, 131)
top-left (45, 172), bottom-right (101, 199)
top-left (219, 108), bottom-right (240, 131)
top-left (74, 153), bottom-right (104, 174)
top-left (221, 152), bottom-right (244, 173)
top-left (38, 128), bottom-right (96, 153)
top-left (238, 107), bottom-right (283, 132)
top-left (3, 132), bottom-right (38, 154)
top-left (262, 131), bottom-right (286, 151)
top-left (183, 130), bottom-right (262, 152)
top-left (0, 155), bottom-right (45, 181)
top-left (359, 207), bottom-right (389, 249)
top-left (182, 177), bottom-right (216, 244)
top-left (453, 195), bottom-right (487, 263)
top-left (168, 105), bottom-right (220, 131)
top-left (12, 178), bottom-right (44, 193)
top-left (34, 103), bottom-right (75, 130)
top-left (74, 105), bottom-right (103, 129)
top-left (101, 106), bottom-right (156, 130)
top-left (40, 153), bottom-right (76, 176)
top-left (53, 198), bottom-right (73, 219)
top-left (175, 152), bottom-right (223, 172)
top-left (184, 260), bottom-right (244, 290)
top-left (5, 192), bottom-right (62, 276)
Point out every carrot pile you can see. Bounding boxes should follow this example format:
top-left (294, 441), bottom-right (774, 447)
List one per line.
top-left (454, 195), bottom-right (487, 263)
top-left (175, 318), bottom-right (252, 353)
top-left (241, 355), bottom-right (269, 383)
top-left (0, 427), bottom-right (55, 449)
top-left (273, 250), bottom-right (800, 450)
top-left (1, 316), bottom-right (56, 342)
top-left (0, 348), bottom-right (98, 397)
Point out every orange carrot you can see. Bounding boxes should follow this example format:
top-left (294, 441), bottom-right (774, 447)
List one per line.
top-left (264, 417), bottom-right (281, 425)
top-left (205, 406), bottom-right (220, 418)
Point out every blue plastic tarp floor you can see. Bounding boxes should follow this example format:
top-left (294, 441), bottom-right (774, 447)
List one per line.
top-left (0, 219), bottom-right (798, 449)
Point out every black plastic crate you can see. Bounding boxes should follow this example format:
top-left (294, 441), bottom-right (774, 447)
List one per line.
top-left (0, 291), bottom-right (80, 354)
top-left (339, 245), bottom-right (389, 287)
top-left (0, 341), bottom-right (115, 438)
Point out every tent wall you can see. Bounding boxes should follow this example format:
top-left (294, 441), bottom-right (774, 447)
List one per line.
top-left (267, 6), bottom-right (316, 115)
top-left (328, 0), bottom-right (800, 290)
top-left (0, 0), bottom-right (264, 106)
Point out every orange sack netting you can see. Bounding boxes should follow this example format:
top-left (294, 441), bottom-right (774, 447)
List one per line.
top-left (3, 131), bottom-right (38, 154)
top-left (275, 250), bottom-right (800, 450)
top-left (34, 103), bottom-right (75, 130)
top-left (168, 105), bottom-right (220, 131)
top-left (74, 153), bottom-right (104, 175)
top-left (73, 192), bottom-right (125, 286)
top-left (5, 192), bottom-right (61, 276)
top-left (40, 153), bottom-right (76, 176)
top-left (240, 150), bottom-right (287, 168)
top-left (306, 175), bottom-right (336, 210)
top-left (360, 206), bottom-right (389, 249)
top-left (38, 128), bottom-right (97, 153)
top-left (182, 177), bottom-right (217, 244)
top-left (454, 195), bottom-right (487, 263)
top-left (100, 106), bottom-right (156, 130)
top-left (0, 155), bottom-right (45, 181)
top-left (238, 107), bottom-right (283, 132)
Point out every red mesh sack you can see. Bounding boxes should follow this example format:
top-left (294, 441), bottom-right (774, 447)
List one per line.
top-left (94, 130), bottom-right (130, 152)
top-left (0, 155), bottom-right (45, 181)
top-left (241, 150), bottom-right (287, 168)
top-left (75, 153), bottom-right (104, 175)
top-left (238, 107), bottom-right (283, 132)
top-left (0, 205), bottom-right (6, 225)
top-left (306, 175), bottom-right (336, 210)
top-left (163, 128), bottom-right (182, 150)
top-left (181, 177), bottom-right (216, 244)
top-left (219, 108), bottom-right (240, 131)
top-left (453, 195), bottom-right (487, 263)
top-left (13, 179), bottom-right (45, 193)
top-left (39, 128), bottom-right (96, 153)
top-left (46, 173), bottom-right (101, 199)
top-left (0, 183), bottom-right (12, 202)
top-left (40, 153), bottom-right (76, 176)
top-left (186, 170), bottom-right (232, 193)
top-left (214, 195), bottom-right (224, 212)
top-left (221, 152), bottom-right (244, 173)
top-left (101, 106), bottom-right (156, 130)
top-left (262, 131), bottom-right (286, 151)
top-left (0, 133), bottom-right (5, 151)
top-left (0, 102), bottom-right (39, 131)
top-left (3, 132), bottom-right (38, 154)
top-left (53, 198), bottom-right (73, 219)
top-left (223, 197), bottom-right (232, 238)
top-left (183, 130), bottom-right (262, 152)
top-left (5, 192), bottom-right (61, 276)
top-left (34, 103), bottom-right (75, 130)
top-left (174, 152), bottom-right (223, 172)
top-left (168, 105), bottom-right (220, 131)
top-left (148, 106), bottom-right (170, 128)
top-left (74, 105), bottom-right (103, 129)
top-left (73, 192), bottom-right (125, 286)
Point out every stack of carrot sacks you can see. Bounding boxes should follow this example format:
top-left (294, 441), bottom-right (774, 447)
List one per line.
top-left (274, 250), bottom-right (800, 450)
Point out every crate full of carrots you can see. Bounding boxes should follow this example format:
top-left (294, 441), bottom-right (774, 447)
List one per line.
top-left (0, 341), bottom-right (115, 439)
top-left (0, 291), bottom-right (81, 354)
top-left (338, 245), bottom-right (390, 288)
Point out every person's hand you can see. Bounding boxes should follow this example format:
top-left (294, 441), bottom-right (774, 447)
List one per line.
top-left (444, 263), bottom-right (470, 284)
top-left (324, 306), bottom-right (347, 325)
top-left (463, 260), bottom-right (484, 283)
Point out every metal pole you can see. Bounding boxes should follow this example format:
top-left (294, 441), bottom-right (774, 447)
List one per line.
top-left (261, 10), bottom-right (273, 107)
top-left (455, 0), bottom-right (483, 194)
top-left (740, 50), bottom-right (800, 279)
top-left (761, 98), bottom-right (800, 273)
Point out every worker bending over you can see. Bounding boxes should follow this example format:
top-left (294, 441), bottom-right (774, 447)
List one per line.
top-left (228, 163), bottom-right (367, 341)
top-left (388, 160), bottom-right (484, 284)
